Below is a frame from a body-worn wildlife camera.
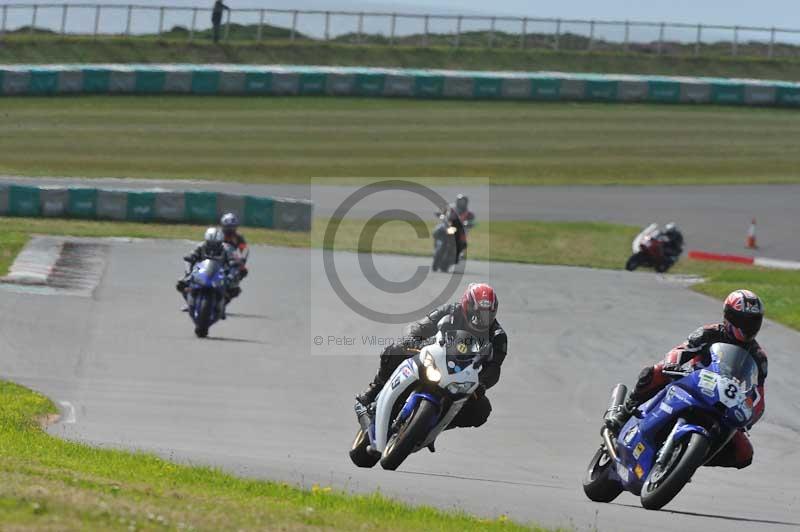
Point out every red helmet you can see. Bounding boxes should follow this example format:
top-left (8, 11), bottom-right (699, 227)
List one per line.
top-left (460, 282), bottom-right (498, 332)
top-left (723, 289), bottom-right (764, 342)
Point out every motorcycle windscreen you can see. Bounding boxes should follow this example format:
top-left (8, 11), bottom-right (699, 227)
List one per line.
top-left (442, 330), bottom-right (491, 371)
top-left (710, 343), bottom-right (758, 392)
top-left (193, 259), bottom-right (222, 285)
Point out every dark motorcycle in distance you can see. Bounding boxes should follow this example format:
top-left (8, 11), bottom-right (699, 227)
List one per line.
top-left (432, 213), bottom-right (460, 273)
top-left (626, 224), bottom-right (680, 273)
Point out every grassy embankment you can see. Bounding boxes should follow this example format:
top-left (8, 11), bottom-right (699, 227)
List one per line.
top-left (5, 35), bottom-right (800, 81)
top-left (1, 216), bottom-right (797, 331)
top-left (2, 97), bottom-right (799, 185)
top-left (0, 380), bottom-right (549, 530)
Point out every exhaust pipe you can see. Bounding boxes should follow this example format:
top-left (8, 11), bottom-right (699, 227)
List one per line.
top-left (608, 383), bottom-right (628, 411)
top-left (602, 383), bottom-right (628, 462)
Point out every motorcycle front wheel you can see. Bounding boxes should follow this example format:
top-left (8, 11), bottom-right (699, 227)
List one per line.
top-left (582, 446), bottom-right (624, 503)
top-left (625, 253), bottom-right (643, 271)
top-left (640, 432), bottom-right (710, 510)
top-left (380, 399), bottom-right (439, 471)
top-left (194, 295), bottom-right (212, 338)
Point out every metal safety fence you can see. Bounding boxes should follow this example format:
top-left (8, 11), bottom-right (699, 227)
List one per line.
top-left (1, 3), bottom-right (799, 58)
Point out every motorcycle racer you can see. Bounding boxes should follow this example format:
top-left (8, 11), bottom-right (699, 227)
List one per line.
top-left (356, 283), bottom-right (507, 430)
top-left (176, 227), bottom-right (238, 319)
top-left (606, 289), bottom-right (768, 469)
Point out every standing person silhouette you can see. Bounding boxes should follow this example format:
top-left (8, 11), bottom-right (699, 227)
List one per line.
top-left (211, 0), bottom-right (230, 43)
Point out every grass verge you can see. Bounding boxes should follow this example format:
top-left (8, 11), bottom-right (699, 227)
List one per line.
top-left (0, 381), bottom-right (549, 531)
top-left (5, 36), bottom-right (800, 81)
top-left (2, 97), bottom-right (799, 185)
top-left (2, 216), bottom-right (798, 332)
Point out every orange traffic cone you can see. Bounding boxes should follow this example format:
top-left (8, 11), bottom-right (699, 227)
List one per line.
top-left (746, 218), bottom-right (758, 249)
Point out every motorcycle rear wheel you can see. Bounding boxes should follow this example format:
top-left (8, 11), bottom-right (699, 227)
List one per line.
top-left (640, 432), bottom-right (710, 510)
top-left (582, 446), bottom-right (624, 503)
top-left (380, 400), bottom-right (438, 471)
top-left (194, 296), bottom-right (212, 338)
top-left (349, 428), bottom-right (380, 468)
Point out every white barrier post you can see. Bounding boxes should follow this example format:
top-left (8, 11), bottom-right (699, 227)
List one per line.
top-left (489, 16), bottom-right (495, 48)
top-left (390, 13), bottom-right (396, 45)
top-left (657, 22), bottom-right (664, 55)
top-left (423, 15), bottom-right (429, 46)
top-left (1, 5), bottom-right (7, 38)
top-left (455, 15), bottom-right (461, 47)
top-left (732, 25), bottom-right (738, 56)
top-left (324, 11), bottom-right (330, 41)
top-left (190, 7), bottom-right (197, 40)
top-left (358, 12), bottom-right (364, 44)
top-left (290, 10), bottom-right (297, 40)
top-left (624, 20), bottom-right (630, 51)
top-left (520, 17), bottom-right (527, 49)
top-left (158, 6), bottom-right (165, 36)
top-left (257, 9), bottom-right (264, 41)
top-left (588, 20), bottom-right (595, 51)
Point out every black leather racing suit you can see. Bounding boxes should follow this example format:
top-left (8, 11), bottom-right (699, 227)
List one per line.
top-left (362, 302), bottom-right (508, 428)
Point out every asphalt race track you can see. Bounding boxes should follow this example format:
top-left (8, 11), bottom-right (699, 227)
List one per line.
top-left (4, 177), bottom-right (800, 261)
top-left (1, 239), bottom-right (798, 532)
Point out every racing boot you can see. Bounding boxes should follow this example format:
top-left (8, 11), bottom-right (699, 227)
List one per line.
top-left (604, 396), bottom-right (640, 434)
top-left (355, 376), bottom-right (385, 408)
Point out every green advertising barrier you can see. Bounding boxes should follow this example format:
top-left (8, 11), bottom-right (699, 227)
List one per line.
top-left (3, 65), bottom-right (800, 108)
top-left (530, 78), bottom-right (561, 100)
top-left (28, 69), bottom-right (59, 95)
top-left (244, 196), bottom-right (275, 228)
top-left (0, 184), bottom-right (312, 231)
top-left (244, 72), bottom-right (272, 94)
top-left (82, 69), bottom-right (110, 93)
top-left (135, 70), bottom-right (166, 93)
top-left (191, 70), bottom-right (220, 94)
top-left (648, 80), bottom-right (682, 103)
top-left (473, 77), bottom-right (503, 99)
top-left (68, 188), bottom-right (98, 219)
top-left (184, 191), bottom-right (218, 223)
top-left (354, 73), bottom-right (386, 96)
top-left (8, 185), bottom-right (41, 217)
top-left (711, 82), bottom-right (745, 104)
top-left (415, 76), bottom-right (444, 98)
top-left (299, 73), bottom-right (326, 95)
top-left (126, 191), bottom-right (156, 222)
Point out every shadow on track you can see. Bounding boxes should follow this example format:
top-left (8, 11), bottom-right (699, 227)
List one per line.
top-left (225, 312), bottom-right (269, 319)
top-left (205, 337), bottom-right (267, 345)
top-left (401, 470), bottom-right (572, 491)
top-left (614, 503), bottom-right (800, 527)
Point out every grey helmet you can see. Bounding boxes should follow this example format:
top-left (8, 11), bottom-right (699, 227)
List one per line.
top-left (220, 212), bottom-right (240, 236)
top-left (204, 226), bottom-right (224, 253)
top-left (455, 193), bottom-right (468, 214)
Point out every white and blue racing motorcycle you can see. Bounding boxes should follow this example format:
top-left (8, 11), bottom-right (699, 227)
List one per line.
top-left (350, 329), bottom-right (491, 470)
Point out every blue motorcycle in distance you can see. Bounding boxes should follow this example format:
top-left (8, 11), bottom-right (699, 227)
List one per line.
top-left (186, 258), bottom-right (231, 338)
top-left (583, 343), bottom-right (759, 510)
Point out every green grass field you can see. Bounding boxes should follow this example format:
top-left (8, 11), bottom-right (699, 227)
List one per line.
top-left (0, 380), bottom-right (549, 531)
top-left (2, 216), bottom-right (797, 331)
top-left (6, 36), bottom-right (800, 81)
top-left (2, 97), bottom-right (799, 185)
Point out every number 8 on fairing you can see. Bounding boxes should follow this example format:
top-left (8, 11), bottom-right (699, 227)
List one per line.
top-left (725, 383), bottom-right (738, 399)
